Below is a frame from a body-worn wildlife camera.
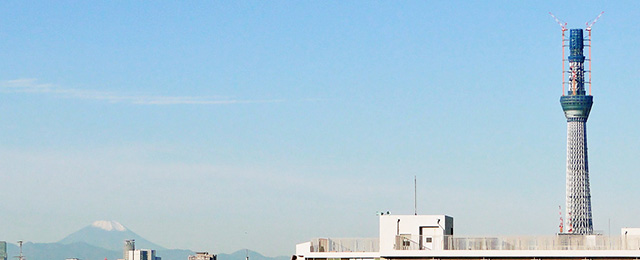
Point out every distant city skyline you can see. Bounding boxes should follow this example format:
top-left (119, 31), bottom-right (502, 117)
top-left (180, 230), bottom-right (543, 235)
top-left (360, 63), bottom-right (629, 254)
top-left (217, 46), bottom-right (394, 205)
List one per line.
top-left (1, 1), bottom-right (640, 257)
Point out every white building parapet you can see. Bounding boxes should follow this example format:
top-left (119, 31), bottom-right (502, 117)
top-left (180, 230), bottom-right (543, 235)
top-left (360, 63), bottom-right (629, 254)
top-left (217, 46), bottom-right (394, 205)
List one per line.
top-left (446, 235), bottom-right (640, 251)
top-left (309, 238), bottom-right (380, 252)
top-left (295, 215), bottom-right (640, 260)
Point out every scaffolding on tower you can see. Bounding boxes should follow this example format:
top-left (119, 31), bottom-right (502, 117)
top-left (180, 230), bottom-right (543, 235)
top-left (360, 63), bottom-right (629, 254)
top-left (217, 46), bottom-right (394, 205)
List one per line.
top-left (550, 12), bottom-right (604, 97)
top-left (585, 11), bottom-right (604, 95)
top-left (549, 12), bottom-right (567, 95)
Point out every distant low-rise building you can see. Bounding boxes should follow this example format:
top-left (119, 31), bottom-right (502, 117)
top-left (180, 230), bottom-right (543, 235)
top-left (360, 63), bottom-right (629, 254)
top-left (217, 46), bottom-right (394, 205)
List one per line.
top-left (188, 252), bottom-right (217, 260)
top-left (128, 249), bottom-right (161, 260)
top-left (124, 239), bottom-right (136, 260)
top-left (0, 241), bottom-right (6, 260)
top-left (121, 239), bottom-right (161, 260)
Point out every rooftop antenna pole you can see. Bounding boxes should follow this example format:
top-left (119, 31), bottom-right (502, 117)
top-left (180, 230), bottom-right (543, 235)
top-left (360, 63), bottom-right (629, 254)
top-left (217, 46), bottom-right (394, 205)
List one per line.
top-left (15, 240), bottom-right (25, 260)
top-left (549, 12), bottom-right (568, 96)
top-left (244, 231), bottom-right (249, 260)
top-left (585, 11), bottom-right (604, 96)
top-left (414, 176), bottom-right (417, 215)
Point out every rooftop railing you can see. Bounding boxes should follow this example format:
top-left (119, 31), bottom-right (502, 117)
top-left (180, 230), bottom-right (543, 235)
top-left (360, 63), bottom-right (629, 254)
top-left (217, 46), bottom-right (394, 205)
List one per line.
top-left (308, 235), bottom-right (640, 252)
top-left (410, 235), bottom-right (640, 250)
top-left (310, 238), bottom-right (380, 252)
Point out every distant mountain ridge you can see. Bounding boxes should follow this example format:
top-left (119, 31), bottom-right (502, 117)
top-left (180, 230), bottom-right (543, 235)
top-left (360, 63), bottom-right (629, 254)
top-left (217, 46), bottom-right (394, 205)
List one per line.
top-left (6, 242), bottom-right (120, 260)
top-left (5, 243), bottom-right (283, 260)
top-left (58, 220), bottom-right (165, 251)
top-left (3, 220), bottom-right (290, 260)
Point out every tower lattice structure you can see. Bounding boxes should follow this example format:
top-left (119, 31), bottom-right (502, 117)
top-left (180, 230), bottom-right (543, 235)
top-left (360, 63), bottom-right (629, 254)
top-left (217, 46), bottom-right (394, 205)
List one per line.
top-left (560, 29), bottom-right (593, 234)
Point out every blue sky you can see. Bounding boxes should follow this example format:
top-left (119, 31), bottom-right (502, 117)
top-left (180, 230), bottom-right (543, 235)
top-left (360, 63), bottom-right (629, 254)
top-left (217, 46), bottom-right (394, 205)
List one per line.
top-left (1, 1), bottom-right (640, 257)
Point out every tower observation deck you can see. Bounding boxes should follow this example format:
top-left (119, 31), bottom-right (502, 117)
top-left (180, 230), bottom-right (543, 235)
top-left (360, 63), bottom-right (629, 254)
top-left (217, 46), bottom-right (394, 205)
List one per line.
top-left (560, 28), bottom-right (593, 234)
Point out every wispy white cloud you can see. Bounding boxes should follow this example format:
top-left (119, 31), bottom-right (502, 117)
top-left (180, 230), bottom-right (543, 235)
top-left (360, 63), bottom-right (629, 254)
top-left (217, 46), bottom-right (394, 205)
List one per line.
top-left (0, 78), bottom-right (284, 105)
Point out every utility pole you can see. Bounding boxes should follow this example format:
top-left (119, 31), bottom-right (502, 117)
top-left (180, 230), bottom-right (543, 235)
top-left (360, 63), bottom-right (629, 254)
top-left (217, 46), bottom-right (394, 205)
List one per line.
top-left (15, 241), bottom-right (25, 260)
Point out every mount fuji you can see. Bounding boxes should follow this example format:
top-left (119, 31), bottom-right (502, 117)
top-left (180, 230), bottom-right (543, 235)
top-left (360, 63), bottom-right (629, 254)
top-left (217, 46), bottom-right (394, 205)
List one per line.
top-left (4, 220), bottom-right (288, 260)
top-left (58, 220), bottom-right (166, 251)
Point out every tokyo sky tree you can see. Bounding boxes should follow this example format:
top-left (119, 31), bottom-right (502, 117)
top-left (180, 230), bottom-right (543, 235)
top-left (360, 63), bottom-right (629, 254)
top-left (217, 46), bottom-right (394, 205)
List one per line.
top-left (560, 28), bottom-right (593, 234)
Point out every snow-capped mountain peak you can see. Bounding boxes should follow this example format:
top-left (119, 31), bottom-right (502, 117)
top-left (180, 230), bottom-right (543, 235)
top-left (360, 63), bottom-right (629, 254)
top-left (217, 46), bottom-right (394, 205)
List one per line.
top-left (91, 220), bottom-right (127, 231)
top-left (59, 220), bottom-right (165, 251)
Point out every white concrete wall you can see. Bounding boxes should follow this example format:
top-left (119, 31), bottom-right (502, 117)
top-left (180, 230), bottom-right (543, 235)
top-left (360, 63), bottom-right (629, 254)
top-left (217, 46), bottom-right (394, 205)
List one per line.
top-left (296, 242), bottom-right (311, 257)
top-left (379, 215), bottom-right (453, 253)
top-left (622, 228), bottom-right (640, 236)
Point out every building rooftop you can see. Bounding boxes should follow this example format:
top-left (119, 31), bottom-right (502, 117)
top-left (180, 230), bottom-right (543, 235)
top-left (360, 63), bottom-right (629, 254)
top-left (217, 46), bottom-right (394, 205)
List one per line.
top-left (295, 215), bottom-right (640, 260)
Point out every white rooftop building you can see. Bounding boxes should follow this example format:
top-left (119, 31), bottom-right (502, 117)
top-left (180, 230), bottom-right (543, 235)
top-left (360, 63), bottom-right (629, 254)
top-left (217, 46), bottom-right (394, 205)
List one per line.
top-left (295, 214), bottom-right (640, 260)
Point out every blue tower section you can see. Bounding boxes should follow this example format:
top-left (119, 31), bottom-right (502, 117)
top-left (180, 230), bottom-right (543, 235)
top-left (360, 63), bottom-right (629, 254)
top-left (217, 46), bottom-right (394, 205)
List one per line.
top-left (568, 29), bottom-right (586, 95)
top-left (561, 29), bottom-right (593, 122)
top-left (560, 29), bottom-right (594, 234)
